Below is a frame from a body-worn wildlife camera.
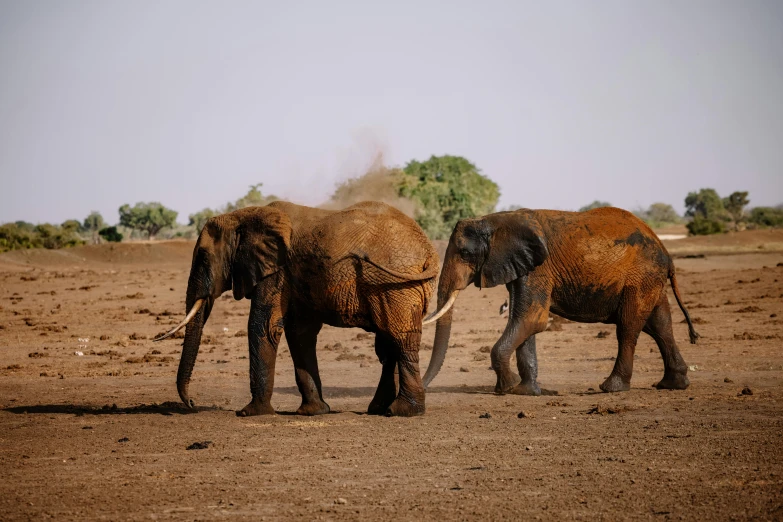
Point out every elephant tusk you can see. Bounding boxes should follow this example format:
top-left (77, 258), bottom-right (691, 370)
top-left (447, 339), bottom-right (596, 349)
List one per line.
top-left (153, 299), bottom-right (204, 341)
top-left (422, 291), bottom-right (459, 326)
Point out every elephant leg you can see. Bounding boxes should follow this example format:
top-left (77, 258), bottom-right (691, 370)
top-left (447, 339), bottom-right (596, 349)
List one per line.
top-left (237, 284), bottom-right (284, 417)
top-left (492, 278), bottom-right (548, 395)
top-left (285, 314), bottom-right (330, 416)
top-left (643, 295), bottom-right (689, 390)
top-left (368, 333), bottom-right (398, 415)
top-left (510, 335), bottom-right (541, 396)
top-left (385, 331), bottom-right (426, 417)
top-left (600, 304), bottom-right (646, 393)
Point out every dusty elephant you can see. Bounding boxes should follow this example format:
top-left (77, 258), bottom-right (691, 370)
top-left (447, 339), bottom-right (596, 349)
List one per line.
top-left (156, 201), bottom-right (438, 417)
top-left (422, 206), bottom-right (699, 394)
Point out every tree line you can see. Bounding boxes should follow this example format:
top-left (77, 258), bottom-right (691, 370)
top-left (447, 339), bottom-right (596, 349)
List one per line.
top-left (2, 156), bottom-right (781, 253)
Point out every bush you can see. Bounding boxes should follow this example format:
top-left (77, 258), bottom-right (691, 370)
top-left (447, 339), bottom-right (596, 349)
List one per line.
top-left (748, 207), bottom-right (783, 228)
top-left (0, 223), bottom-right (40, 252)
top-left (686, 216), bottom-right (726, 236)
top-left (579, 201), bottom-right (612, 212)
top-left (634, 203), bottom-right (681, 228)
top-left (684, 188), bottom-right (731, 236)
top-left (98, 226), bottom-right (123, 242)
top-left (34, 223), bottom-right (84, 249)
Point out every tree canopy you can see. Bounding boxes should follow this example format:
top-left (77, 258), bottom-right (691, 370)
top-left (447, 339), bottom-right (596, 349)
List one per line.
top-left (397, 155), bottom-right (500, 239)
top-left (684, 188), bottom-right (729, 235)
top-left (118, 202), bottom-right (178, 240)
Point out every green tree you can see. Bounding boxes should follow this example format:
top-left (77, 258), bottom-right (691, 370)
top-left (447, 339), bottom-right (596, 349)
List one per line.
top-left (398, 155), bottom-right (500, 239)
top-left (684, 188), bottom-right (729, 235)
top-left (722, 191), bottom-right (750, 231)
top-left (188, 208), bottom-right (216, 233)
top-left (83, 211), bottom-right (106, 244)
top-left (98, 226), bottom-right (124, 242)
top-left (224, 183), bottom-right (278, 212)
top-left (118, 202), bottom-right (178, 240)
top-left (579, 201), bottom-right (612, 212)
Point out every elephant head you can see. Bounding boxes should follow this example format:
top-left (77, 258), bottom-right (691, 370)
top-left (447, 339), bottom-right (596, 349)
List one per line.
top-left (421, 212), bottom-right (548, 386)
top-left (154, 206), bottom-right (292, 408)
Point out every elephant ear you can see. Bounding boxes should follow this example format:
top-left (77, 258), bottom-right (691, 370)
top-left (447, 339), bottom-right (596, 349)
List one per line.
top-left (231, 208), bottom-right (292, 300)
top-left (479, 217), bottom-right (548, 288)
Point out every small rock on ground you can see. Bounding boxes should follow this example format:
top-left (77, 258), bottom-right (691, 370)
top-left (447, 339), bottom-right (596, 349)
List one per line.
top-left (186, 441), bottom-right (213, 450)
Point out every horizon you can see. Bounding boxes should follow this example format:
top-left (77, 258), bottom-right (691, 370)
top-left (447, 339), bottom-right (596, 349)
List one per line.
top-left (2, 2), bottom-right (782, 225)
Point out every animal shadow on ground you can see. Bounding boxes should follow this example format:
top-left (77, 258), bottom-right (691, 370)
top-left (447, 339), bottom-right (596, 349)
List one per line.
top-left (2, 402), bottom-right (223, 416)
top-left (274, 385), bottom-right (559, 397)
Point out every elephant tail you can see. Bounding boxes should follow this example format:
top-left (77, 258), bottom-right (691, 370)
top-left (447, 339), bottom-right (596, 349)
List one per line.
top-left (346, 251), bottom-right (439, 281)
top-left (669, 264), bottom-right (699, 344)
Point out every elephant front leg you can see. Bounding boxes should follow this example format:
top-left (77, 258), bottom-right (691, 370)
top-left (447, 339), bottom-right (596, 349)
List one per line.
top-left (510, 335), bottom-right (542, 396)
top-left (492, 279), bottom-right (548, 395)
top-left (237, 284), bottom-right (284, 417)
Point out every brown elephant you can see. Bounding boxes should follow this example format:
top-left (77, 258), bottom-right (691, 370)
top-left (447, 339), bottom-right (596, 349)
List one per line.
top-left (421, 206), bottom-right (699, 394)
top-left (155, 201), bottom-right (438, 417)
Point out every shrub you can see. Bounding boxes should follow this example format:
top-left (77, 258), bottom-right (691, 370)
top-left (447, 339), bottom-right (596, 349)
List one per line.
top-left (748, 207), bottom-right (783, 228)
top-left (686, 215), bottom-right (726, 236)
top-left (98, 226), bottom-right (123, 242)
top-left (684, 188), bottom-right (731, 235)
top-left (578, 201), bottom-right (612, 212)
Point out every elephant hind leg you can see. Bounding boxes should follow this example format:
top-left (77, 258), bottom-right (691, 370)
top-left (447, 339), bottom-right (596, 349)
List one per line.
top-left (600, 291), bottom-right (649, 393)
top-left (385, 331), bottom-right (426, 417)
top-left (368, 333), bottom-right (398, 415)
top-left (285, 315), bottom-right (330, 416)
top-left (643, 295), bottom-right (690, 390)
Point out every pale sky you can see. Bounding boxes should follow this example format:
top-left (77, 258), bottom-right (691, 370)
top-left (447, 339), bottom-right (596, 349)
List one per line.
top-left (1, 1), bottom-right (781, 225)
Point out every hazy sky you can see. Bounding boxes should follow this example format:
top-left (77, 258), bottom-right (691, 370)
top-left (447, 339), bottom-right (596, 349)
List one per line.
top-left (1, 1), bottom-right (781, 225)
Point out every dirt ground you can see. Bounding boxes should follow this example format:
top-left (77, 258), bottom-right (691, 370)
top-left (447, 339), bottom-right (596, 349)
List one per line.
top-left (1, 232), bottom-right (782, 520)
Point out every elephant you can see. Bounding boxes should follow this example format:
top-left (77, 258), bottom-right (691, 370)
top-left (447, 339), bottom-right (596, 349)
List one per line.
top-left (155, 200), bottom-right (439, 417)
top-left (420, 206), bottom-right (699, 395)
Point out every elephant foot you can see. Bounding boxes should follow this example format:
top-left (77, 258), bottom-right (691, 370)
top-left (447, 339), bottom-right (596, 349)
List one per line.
top-left (367, 398), bottom-right (394, 416)
top-left (509, 381), bottom-right (542, 396)
top-left (385, 396), bottom-right (425, 417)
top-left (599, 374), bottom-right (631, 393)
top-left (494, 371), bottom-right (522, 395)
top-left (236, 398), bottom-right (275, 417)
top-left (296, 400), bottom-right (331, 416)
top-left (655, 372), bottom-right (690, 390)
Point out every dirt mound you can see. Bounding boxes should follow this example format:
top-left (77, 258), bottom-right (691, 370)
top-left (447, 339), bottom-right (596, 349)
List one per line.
top-left (0, 240), bottom-right (195, 269)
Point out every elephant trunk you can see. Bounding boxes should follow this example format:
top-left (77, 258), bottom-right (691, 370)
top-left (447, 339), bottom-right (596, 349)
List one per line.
top-left (176, 305), bottom-right (206, 409)
top-left (422, 300), bottom-right (453, 388)
top-left (422, 263), bottom-right (461, 387)
top-left (175, 259), bottom-right (220, 409)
